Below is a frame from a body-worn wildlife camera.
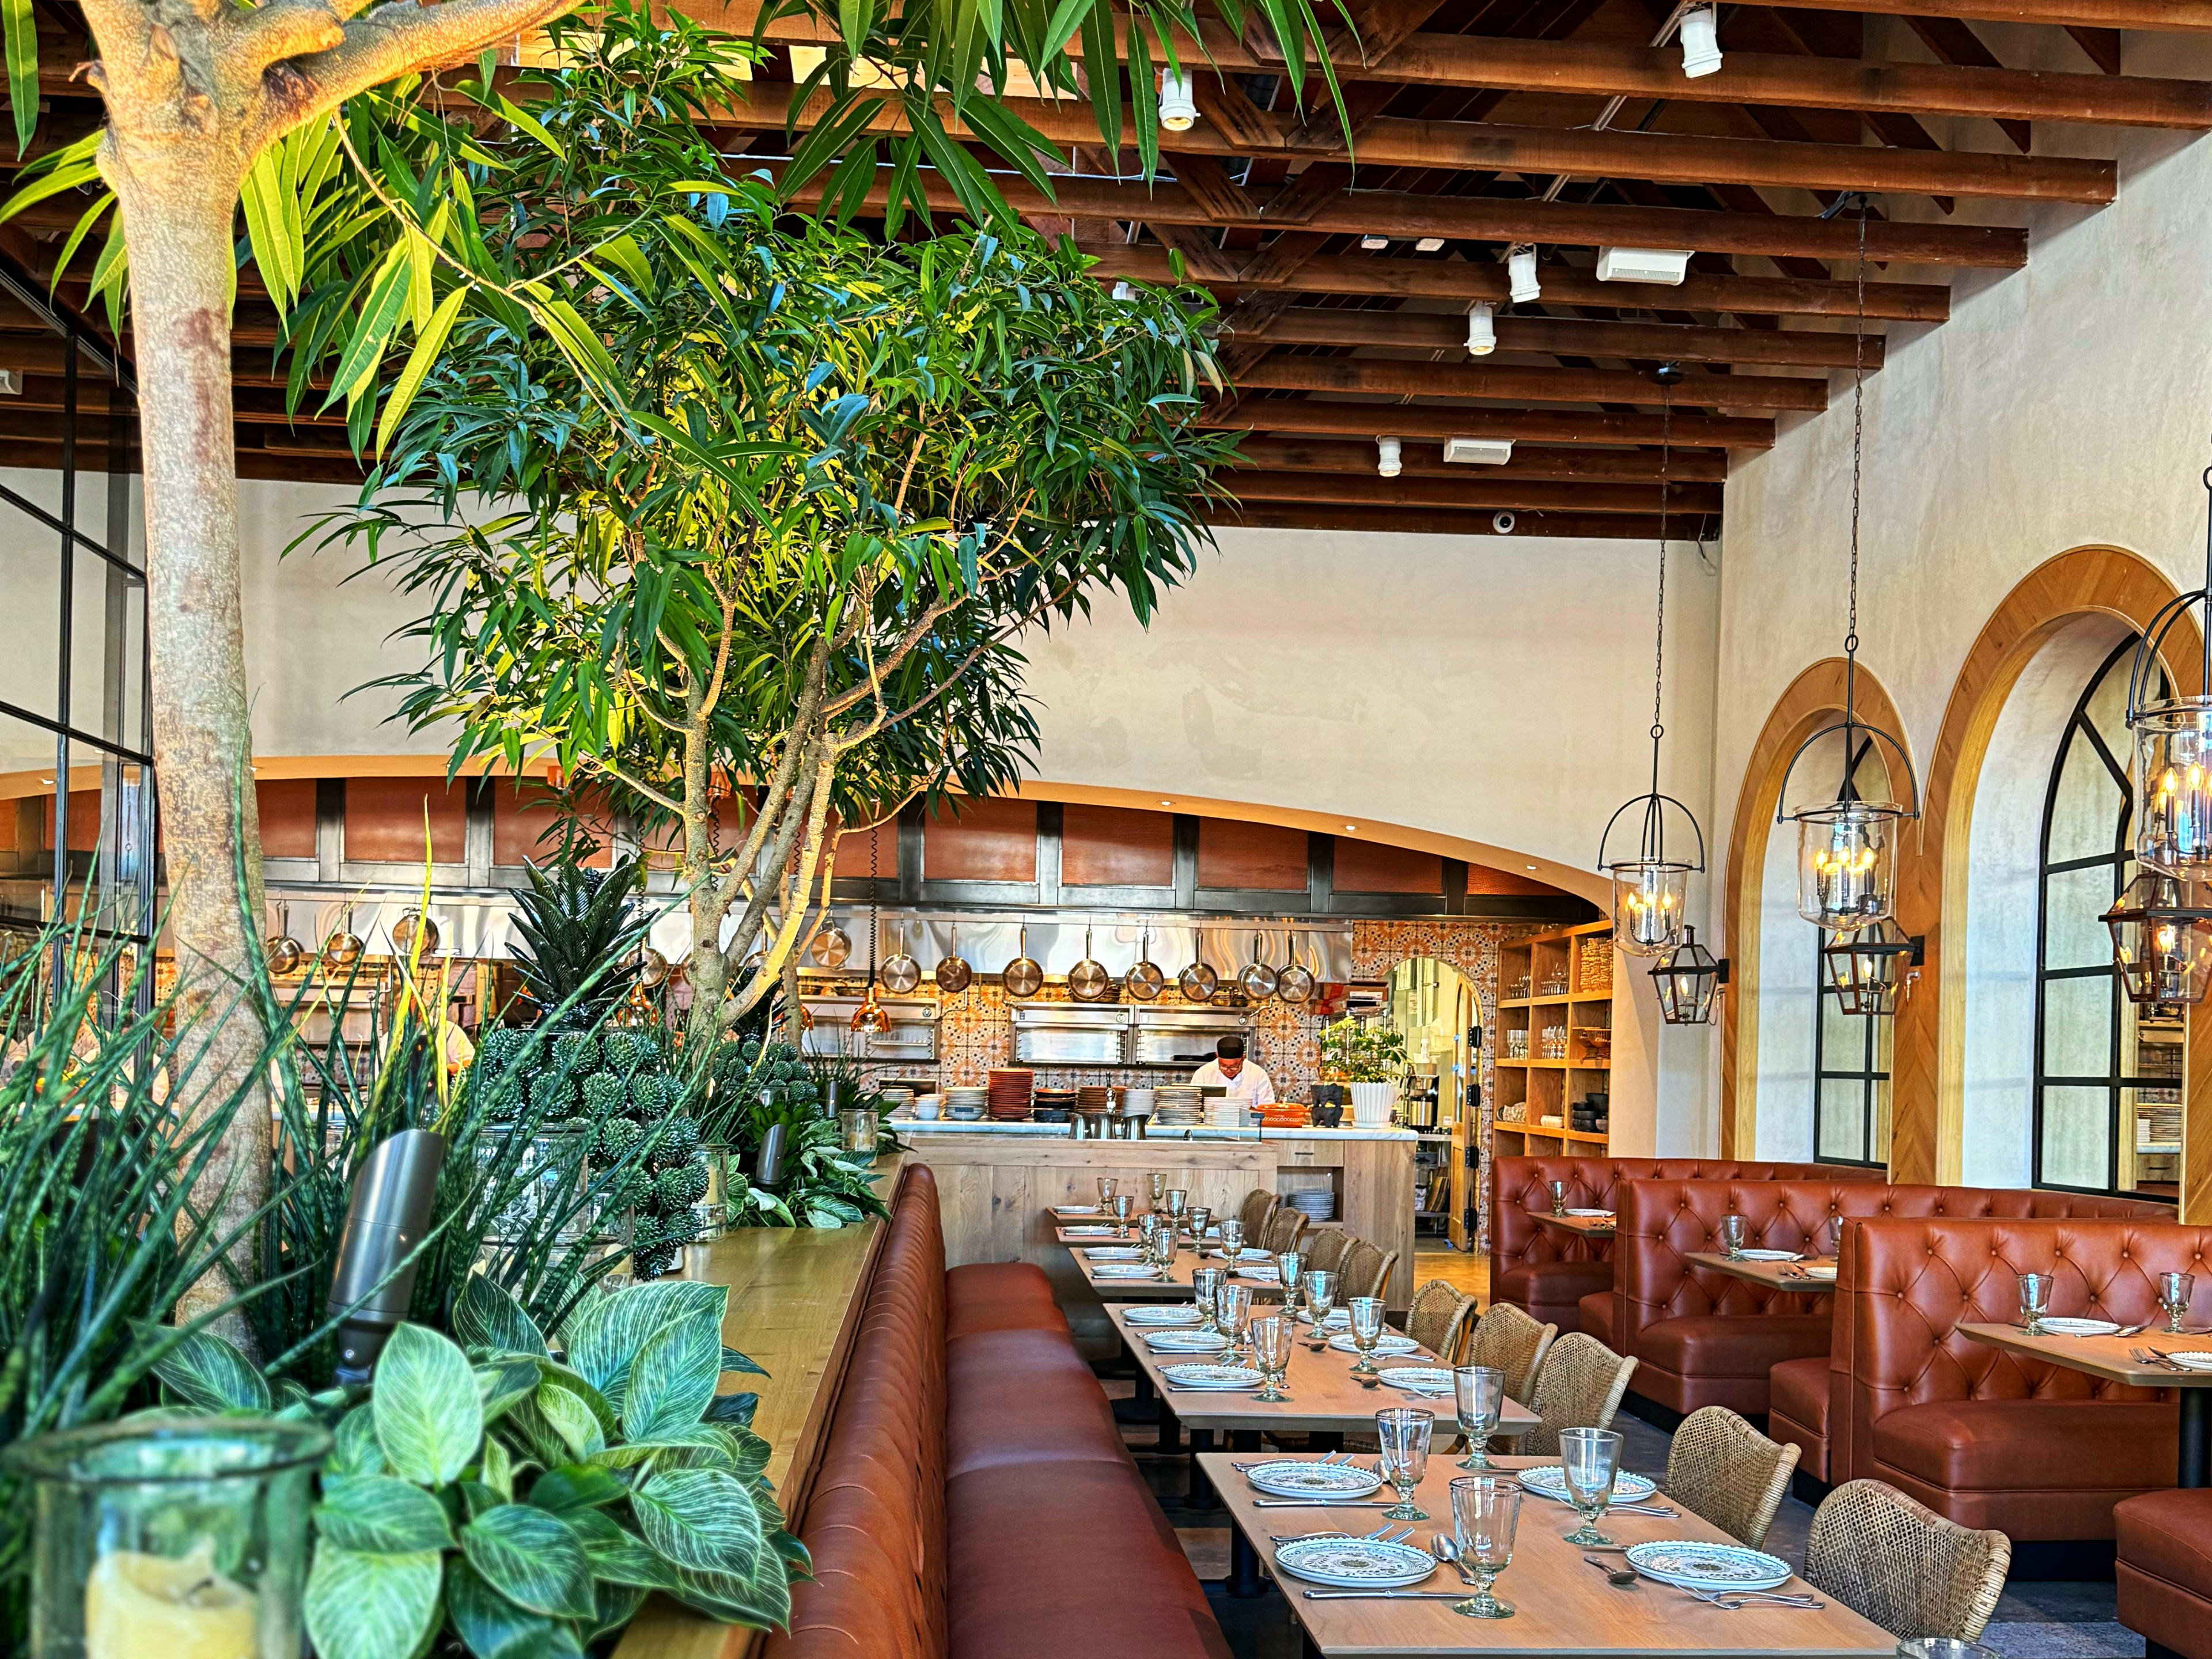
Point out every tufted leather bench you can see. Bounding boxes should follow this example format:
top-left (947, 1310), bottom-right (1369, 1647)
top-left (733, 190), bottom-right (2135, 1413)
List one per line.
top-left (1834, 1215), bottom-right (2212, 1541)
top-left (1488, 1157), bottom-right (1880, 1335)
top-left (2116, 1490), bottom-right (2212, 1658)
top-left (1601, 1179), bottom-right (2172, 1429)
top-left (767, 1164), bottom-right (1230, 1659)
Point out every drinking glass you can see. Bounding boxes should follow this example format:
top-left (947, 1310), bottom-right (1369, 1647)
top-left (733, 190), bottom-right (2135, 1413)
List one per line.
top-left (2161, 1271), bottom-right (2197, 1335)
top-left (1823, 1214), bottom-right (1845, 1260)
top-left (1166, 1188), bottom-right (1189, 1233)
top-left (1112, 1194), bottom-right (1135, 1238)
top-left (1452, 1365), bottom-right (1507, 1470)
top-left (1348, 1296), bottom-right (1388, 1376)
top-left (2017, 1271), bottom-right (2053, 1335)
top-left (1097, 1176), bottom-right (1118, 1209)
top-left (1276, 1250), bottom-right (1306, 1318)
top-left (1192, 1267), bottom-right (1224, 1334)
top-left (1558, 1426), bottom-right (1623, 1548)
top-left (1251, 1316), bottom-right (1294, 1402)
top-left (1218, 1218), bottom-right (1245, 1274)
top-left (1154, 1220), bottom-right (1179, 1274)
top-left (1376, 1407), bottom-right (1434, 1520)
top-left (1150, 1172), bottom-right (1168, 1208)
top-left (1548, 1180), bottom-right (1567, 1217)
top-left (1449, 1475), bottom-right (1522, 1619)
top-left (1302, 1271), bottom-right (1337, 1345)
top-left (1186, 1205), bottom-right (1213, 1245)
top-left (1219, 1283), bottom-right (1255, 1358)
top-left (1719, 1213), bottom-right (1747, 1259)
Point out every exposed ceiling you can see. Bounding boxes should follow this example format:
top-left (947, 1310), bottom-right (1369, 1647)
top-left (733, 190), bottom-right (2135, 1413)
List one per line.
top-left (0, 0), bottom-right (2201, 543)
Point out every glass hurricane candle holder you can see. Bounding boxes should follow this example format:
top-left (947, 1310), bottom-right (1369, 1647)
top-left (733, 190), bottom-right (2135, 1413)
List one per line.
top-left (5, 1414), bottom-right (329, 1659)
top-left (837, 1108), bottom-right (878, 1154)
top-left (1796, 801), bottom-right (1902, 930)
top-left (2134, 703), bottom-right (2212, 879)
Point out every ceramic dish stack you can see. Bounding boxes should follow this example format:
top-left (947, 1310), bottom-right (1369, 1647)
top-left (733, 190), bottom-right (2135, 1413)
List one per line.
top-left (1153, 1085), bottom-right (1202, 1126)
top-left (986, 1067), bottom-right (1034, 1120)
top-left (875, 1085), bottom-right (914, 1118)
top-left (1076, 1085), bottom-right (1113, 1117)
top-left (944, 1086), bottom-right (988, 1120)
top-left (1286, 1190), bottom-right (1336, 1224)
top-left (1032, 1086), bottom-right (1077, 1123)
top-left (1205, 1096), bottom-right (1251, 1129)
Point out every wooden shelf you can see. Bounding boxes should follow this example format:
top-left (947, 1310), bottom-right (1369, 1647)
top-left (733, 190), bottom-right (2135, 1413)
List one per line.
top-left (1494, 1123), bottom-right (1611, 1145)
top-left (1491, 922), bottom-right (1613, 1162)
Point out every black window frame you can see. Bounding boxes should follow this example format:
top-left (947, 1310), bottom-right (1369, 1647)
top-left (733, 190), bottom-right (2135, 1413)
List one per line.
top-left (1809, 734), bottom-right (1891, 1169)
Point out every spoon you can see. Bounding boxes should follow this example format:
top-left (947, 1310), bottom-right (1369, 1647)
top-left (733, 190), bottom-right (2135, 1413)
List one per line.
top-left (1583, 1555), bottom-right (1638, 1589)
top-left (1430, 1535), bottom-right (1480, 1586)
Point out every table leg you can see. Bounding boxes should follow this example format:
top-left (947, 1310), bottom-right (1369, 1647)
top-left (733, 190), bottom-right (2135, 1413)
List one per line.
top-left (1231, 1429), bottom-right (1262, 1453)
top-left (1113, 1365), bottom-right (1159, 1426)
top-left (1157, 1396), bottom-right (1181, 1455)
top-left (1187, 1429), bottom-right (1218, 1511)
top-left (1228, 1523), bottom-right (1267, 1599)
top-left (2181, 1389), bottom-right (2209, 1490)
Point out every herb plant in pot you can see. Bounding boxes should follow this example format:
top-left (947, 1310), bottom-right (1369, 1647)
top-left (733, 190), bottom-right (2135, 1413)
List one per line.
top-left (1319, 1018), bottom-right (1410, 1128)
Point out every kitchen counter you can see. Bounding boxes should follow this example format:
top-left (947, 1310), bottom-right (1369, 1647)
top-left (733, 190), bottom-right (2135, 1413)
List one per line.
top-left (887, 1118), bottom-right (1415, 1142)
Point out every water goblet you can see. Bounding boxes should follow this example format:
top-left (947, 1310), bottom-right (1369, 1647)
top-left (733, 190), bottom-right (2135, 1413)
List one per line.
top-left (1449, 1475), bottom-right (1522, 1619)
top-left (1112, 1194), bottom-right (1135, 1238)
top-left (1185, 1205), bottom-right (1213, 1245)
top-left (1452, 1365), bottom-right (1507, 1470)
top-left (1277, 1249), bottom-right (1306, 1317)
top-left (1192, 1267), bottom-right (1224, 1334)
top-left (1165, 1188), bottom-right (1188, 1233)
top-left (1097, 1176), bottom-right (1118, 1209)
top-left (1348, 1296), bottom-right (1388, 1376)
top-left (1218, 1218), bottom-right (1245, 1274)
top-left (1548, 1180), bottom-right (1567, 1217)
top-left (1154, 1221), bottom-right (1179, 1275)
top-left (1251, 1315), bottom-right (1294, 1402)
top-left (1219, 1283), bottom-right (1255, 1358)
top-left (1376, 1407), bottom-right (1434, 1520)
top-left (2161, 1271), bottom-right (2196, 1335)
top-left (1824, 1214), bottom-right (1845, 1260)
top-left (1558, 1426), bottom-right (1623, 1548)
top-left (1719, 1213), bottom-right (1747, 1260)
top-left (1302, 1271), bottom-right (1337, 1346)
top-left (2017, 1271), bottom-right (2053, 1335)
top-left (1150, 1172), bottom-right (1168, 1208)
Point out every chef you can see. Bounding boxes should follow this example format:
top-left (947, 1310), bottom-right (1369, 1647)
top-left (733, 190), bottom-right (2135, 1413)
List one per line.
top-left (1191, 1035), bottom-right (1276, 1107)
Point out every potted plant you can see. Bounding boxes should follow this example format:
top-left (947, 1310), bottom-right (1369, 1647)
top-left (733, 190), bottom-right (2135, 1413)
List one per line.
top-left (1319, 1018), bottom-right (1410, 1128)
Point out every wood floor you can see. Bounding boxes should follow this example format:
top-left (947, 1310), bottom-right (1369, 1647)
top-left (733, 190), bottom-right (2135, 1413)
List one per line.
top-left (1411, 1243), bottom-right (1488, 1304)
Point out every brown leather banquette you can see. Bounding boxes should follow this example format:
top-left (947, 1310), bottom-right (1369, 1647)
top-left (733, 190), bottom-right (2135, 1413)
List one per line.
top-left (2116, 1490), bottom-right (2212, 1659)
top-left (764, 1164), bottom-right (1229, 1659)
top-left (1827, 1215), bottom-right (2212, 1541)
top-left (1488, 1157), bottom-right (1883, 1335)
top-left (1600, 1179), bottom-right (2172, 1431)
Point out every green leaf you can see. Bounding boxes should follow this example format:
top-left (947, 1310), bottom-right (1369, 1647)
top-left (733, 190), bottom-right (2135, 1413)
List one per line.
top-left (374, 1323), bottom-right (483, 1487)
top-left (145, 1323), bottom-right (270, 1412)
top-left (562, 1282), bottom-right (726, 1406)
top-left (630, 1467), bottom-right (764, 1575)
top-left (476, 1355), bottom-right (543, 1423)
top-left (480, 1431), bottom-right (514, 1503)
top-left (442, 1558), bottom-right (563, 1659)
top-left (534, 1380), bottom-right (607, 1462)
top-left (304, 1546), bottom-right (442, 1659)
top-left (316, 1474), bottom-right (456, 1555)
top-left (375, 282), bottom-right (469, 454)
top-left (622, 1308), bottom-right (722, 1441)
top-left (331, 1404), bottom-right (387, 1477)
top-left (569, 1510), bottom-right (681, 1590)
top-left (720, 1345), bottom-right (767, 1377)
top-left (460, 1503), bottom-right (597, 1620)
top-left (1, 0), bottom-right (35, 157)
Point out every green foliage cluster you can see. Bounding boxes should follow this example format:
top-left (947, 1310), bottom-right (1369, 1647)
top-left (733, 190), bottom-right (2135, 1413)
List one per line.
top-left (1318, 1017), bottom-right (1409, 1085)
top-left (509, 852), bottom-right (647, 1031)
top-left (701, 1039), bottom-right (892, 1230)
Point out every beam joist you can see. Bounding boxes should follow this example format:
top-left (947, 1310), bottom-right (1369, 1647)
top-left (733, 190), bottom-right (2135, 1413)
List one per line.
top-left (1233, 435), bottom-right (1730, 482)
top-left (1227, 463), bottom-right (1722, 513)
top-left (1242, 309), bottom-right (1887, 369)
top-left (1206, 398), bottom-right (1774, 448)
top-left (1231, 357), bottom-right (1825, 410)
top-left (1223, 504), bottom-right (1686, 539)
top-left (1745, 1), bottom-right (2212, 34)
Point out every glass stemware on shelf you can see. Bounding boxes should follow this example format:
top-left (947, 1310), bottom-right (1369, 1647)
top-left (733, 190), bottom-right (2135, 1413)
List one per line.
top-left (1112, 1193), bottom-right (1135, 1238)
top-left (1559, 1426), bottom-right (1624, 1548)
top-left (2161, 1270), bottom-right (2196, 1334)
top-left (1452, 1365), bottom-right (1507, 1470)
top-left (1348, 1296), bottom-right (1388, 1376)
top-left (1449, 1475), bottom-right (1522, 1620)
top-left (1251, 1315), bottom-right (1294, 1402)
top-left (1218, 1283), bottom-right (1255, 1358)
top-left (1376, 1407), bottom-right (1434, 1520)
top-left (1192, 1267), bottom-right (1224, 1334)
top-left (1302, 1271), bottom-right (1337, 1347)
top-left (1217, 1217), bottom-right (1245, 1275)
top-left (2017, 1271), bottom-right (2052, 1335)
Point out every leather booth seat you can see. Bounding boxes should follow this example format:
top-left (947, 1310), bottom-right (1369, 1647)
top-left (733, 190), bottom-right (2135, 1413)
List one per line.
top-left (1489, 1158), bottom-right (1880, 1334)
top-left (1833, 1215), bottom-right (2212, 1541)
top-left (1768, 1355), bottom-right (1831, 1481)
top-left (1577, 1290), bottom-right (1616, 1350)
top-left (2117, 1490), bottom-right (2212, 1659)
top-left (767, 1164), bottom-right (1230, 1659)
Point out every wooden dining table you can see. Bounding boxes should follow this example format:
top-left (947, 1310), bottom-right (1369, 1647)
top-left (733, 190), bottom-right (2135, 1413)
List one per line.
top-left (1534, 1211), bottom-right (1616, 1241)
top-left (1070, 1241), bottom-right (1296, 1300)
top-left (1958, 1319), bottom-right (2212, 1487)
top-left (1198, 1450), bottom-right (1897, 1657)
top-left (1685, 1252), bottom-right (1840, 1294)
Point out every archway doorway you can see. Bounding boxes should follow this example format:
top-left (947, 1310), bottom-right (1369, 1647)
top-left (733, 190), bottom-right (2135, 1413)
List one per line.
top-left (1384, 957), bottom-right (1483, 1251)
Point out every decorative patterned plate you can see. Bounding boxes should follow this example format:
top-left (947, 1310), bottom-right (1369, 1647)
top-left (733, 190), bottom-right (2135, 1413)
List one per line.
top-left (1082, 1247), bottom-right (1146, 1261)
top-left (1624, 1541), bottom-right (1791, 1593)
top-left (1300, 1308), bottom-right (1353, 1330)
top-left (1516, 1466), bottom-right (1659, 1505)
top-left (2036, 1317), bottom-right (2122, 1336)
top-left (1244, 1461), bottom-right (1385, 1499)
top-left (1125, 1305), bottom-right (1204, 1326)
top-left (1376, 1366), bottom-right (1456, 1393)
top-left (1567, 1208), bottom-right (1615, 1218)
top-left (1062, 1225), bottom-right (1116, 1237)
top-left (1159, 1363), bottom-right (1263, 1391)
top-left (1052, 1205), bottom-right (1101, 1215)
top-left (2164, 1351), bottom-right (2212, 1370)
top-left (1272, 1536), bottom-right (1435, 1589)
top-left (1091, 1264), bottom-right (1164, 1279)
top-left (1326, 1332), bottom-right (1421, 1355)
top-left (1737, 1248), bottom-right (1800, 1262)
top-left (1234, 1264), bottom-right (1281, 1281)
top-left (1143, 1331), bottom-right (1232, 1353)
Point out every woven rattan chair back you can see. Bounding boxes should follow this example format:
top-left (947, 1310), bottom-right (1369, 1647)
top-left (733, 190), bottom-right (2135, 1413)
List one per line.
top-left (1236, 1187), bottom-right (1279, 1238)
top-left (1665, 1407), bottom-right (1801, 1550)
top-left (1301, 1227), bottom-right (1351, 1279)
top-left (1521, 1332), bottom-right (1637, 1457)
top-left (1463, 1303), bottom-right (1556, 1404)
top-left (1336, 1238), bottom-right (1387, 1302)
top-left (1805, 1480), bottom-right (2011, 1642)
top-left (1404, 1279), bottom-right (1473, 1361)
top-left (1262, 1207), bottom-right (1309, 1255)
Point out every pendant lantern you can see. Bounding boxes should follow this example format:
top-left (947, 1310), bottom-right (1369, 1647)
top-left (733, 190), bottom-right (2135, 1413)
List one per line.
top-left (2103, 871), bottom-right (2212, 1007)
top-left (2128, 470), bottom-right (2212, 880)
top-left (1821, 918), bottom-right (1921, 1017)
top-left (851, 824), bottom-right (892, 1035)
top-left (1652, 926), bottom-right (1725, 1025)
top-left (1597, 367), bottom-right (1706, 958)
top-left (1775, 200), bottom-right (1920, 934)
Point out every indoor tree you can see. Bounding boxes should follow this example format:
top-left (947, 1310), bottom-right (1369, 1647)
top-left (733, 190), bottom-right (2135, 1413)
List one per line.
top-left (314, 11), bottom-right (1235, 1054)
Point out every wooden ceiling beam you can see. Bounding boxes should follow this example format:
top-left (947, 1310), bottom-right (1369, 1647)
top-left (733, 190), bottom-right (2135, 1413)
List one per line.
top-left (1219, 503), bottom-right (1688, 539)
top-left (1899, 15), bottom-right (2033, 150)
top-left (1743, 1), bottom-right (2212, 33)
top-left (1232, 434), bottom-right (1728, 484)
top-left (1241, 308), bottom-right (1884, 368)
top-left (1227, 468), bottom-right (1719, 512)
top-left (1206, 397), bottom-right (1772, 447)
top-left (1233, 355), bottom-right (1825, 410)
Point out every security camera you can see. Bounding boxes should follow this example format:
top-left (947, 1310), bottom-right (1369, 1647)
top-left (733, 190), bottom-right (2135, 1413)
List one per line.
top-left (1492, 511), bottom-right (1517, 535)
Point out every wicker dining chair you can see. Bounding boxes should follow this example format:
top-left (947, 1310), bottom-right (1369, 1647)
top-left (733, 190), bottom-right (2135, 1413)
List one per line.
top-left (1461, 1302), bottom-right (1556, 1404)
top-left (1665, 1407), bottom-right (1801, 1550)
top-left (1520, 1332), bottom-right (1638, 1457)
top-left (1301, 1226), bottom-right (1352, 1279)
top-left (1804, 1480), bottom-right (2011, 1642)
top-left (1336, 1240), bottom-right (1397, 1303)
top-left (1402, 1279), bottom-right (1477, 1363)
top-left (1262, 1207), bottom-right (1309, 1256)
top-left (1236, 1187), bottom-right (1279, 1237)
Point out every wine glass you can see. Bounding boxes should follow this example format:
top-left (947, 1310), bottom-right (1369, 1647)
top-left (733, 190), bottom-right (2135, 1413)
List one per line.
top-left (1719, 1213), bottom-right (1747, 1260)
top-left (1277, 1249), bottom-right (1306, 1319)
top-left (1823, 1214), bottom-right (1845, 1260)
top-left (1165, 1188), bottom-right (1188, 1234)
top-left (2161, 1271), bottom-right (2196, 1335)
top-left (1112, 1193), bottom-right (1135, 1238)
top-left (1097, 1176), bottom-right (1118, 1210)
top-left (1558, 1426), bottom-right (1623, 1548)
top-left (1548, 1180), bottom-right (1567, 1217)
top-left (1452, 1365), bottom-right (1507, 1470)
top-left (1153, 1218), bottom-right (1179, 1275)
top-left (1449, 1475), bottom-right (1522, 1620)
top-left (1218, 1217), bottom-right (1245, 1274)
top-left (1252, 1315), bottom-right (1294, 1402)
top-left (1376, 1407), bottom-right (1434, 1520)
top-left (2017, 1271), bottom-right (2052, 1335)
top-left (1192, 1267), bottom-right (1224, 1335)
top-left (1302, 1271), bottom-right (1337, 1347)
top-left (1348, 1296), bottom-right (1388, 1376)
top-left (1186, 1205), bottom-right (1213, 1246)
top-left (1149, 1172), bottom-right (1168, 1209)
top-left (1218, 1283), bottom-right (1255, 1358)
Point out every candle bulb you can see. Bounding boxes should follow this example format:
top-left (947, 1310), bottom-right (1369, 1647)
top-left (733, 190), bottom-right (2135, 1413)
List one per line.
top-left (87, 1540), bottom-right (258, 1659)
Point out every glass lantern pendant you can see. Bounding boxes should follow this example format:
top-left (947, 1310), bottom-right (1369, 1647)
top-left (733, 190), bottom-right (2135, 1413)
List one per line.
top-left (1820, 917), bottom-right (1919, 1017)
top-left (1652, 926), bottom-right (1724, 1025)
top-left (2103, 871), bottom-right (2212, 1006)
top-left (2128, 468), bottom-right (2212, 880)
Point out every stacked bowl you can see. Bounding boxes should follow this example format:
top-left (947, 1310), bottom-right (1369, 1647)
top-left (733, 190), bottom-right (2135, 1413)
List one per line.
top-left (1033, 1086), bottom-right (1077, 1123)
top-left (987, 1067), bottom-right (1035, 1120)
top-left (944, 1085), bottom-right (988, 1120)
top-left (1287, 1188), bottom-right (1337, 1224)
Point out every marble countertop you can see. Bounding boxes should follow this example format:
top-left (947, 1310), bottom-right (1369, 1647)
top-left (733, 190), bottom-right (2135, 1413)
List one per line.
top-left (886, 1118), bottom-right (1416, 1142)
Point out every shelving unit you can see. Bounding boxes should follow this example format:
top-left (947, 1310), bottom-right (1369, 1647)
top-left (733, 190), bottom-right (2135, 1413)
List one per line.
top-left (1492, 921), bottom-right (1613, 1160)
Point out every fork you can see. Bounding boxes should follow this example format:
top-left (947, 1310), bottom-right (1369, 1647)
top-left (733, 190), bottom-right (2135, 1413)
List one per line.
top-left (1269, 1521), bottom-right (1402, 1545)
top-left (1683, 1587), bottom-right (1824, 1609)
top-left (2131, 1347), bottom-right (2185, 1370)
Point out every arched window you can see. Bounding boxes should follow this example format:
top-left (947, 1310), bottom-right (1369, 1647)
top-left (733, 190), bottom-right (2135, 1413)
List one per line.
top-left (1811, 736), bottom-right (1892, 1167)
top-left (2033, 637), bottom-right (2179, 1198)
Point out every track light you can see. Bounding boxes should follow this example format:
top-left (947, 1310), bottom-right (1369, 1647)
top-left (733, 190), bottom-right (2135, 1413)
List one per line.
top-left (1111, 280), bottom-right (1134, 301)
top-left (1679, 5), bottom-right (1722, 77)
top-left (1415, 236), bottom-right (1446, 253)
top-left (1160, 68), bottom-right (1199, 131)
top-left (1508, 245), bottom-right (1541, 304)
top-left (1465, 301), bottom-right (1496, 355)
top-left (1377, 437), bottom-right (1403, 478)
top-left (1360, 234), bottom-right (1391, 251)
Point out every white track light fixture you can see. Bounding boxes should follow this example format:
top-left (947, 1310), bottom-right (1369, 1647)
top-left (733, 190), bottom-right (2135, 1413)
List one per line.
top-left (1360, 235), bottom-right (1391, 251)
top-left (1159, 67), bottom-right (1199, 131)
top-left (1508, 245), bottom-right (1541, 305)
top-left (1679, 5), bottom-right (1722, 77)
top-left (1377, 437), bottom-right (1403, 478)
top-left (1465, 302), bottom-right (1497, 355)
top-left (1111, 280), bottom-right (1134, 301)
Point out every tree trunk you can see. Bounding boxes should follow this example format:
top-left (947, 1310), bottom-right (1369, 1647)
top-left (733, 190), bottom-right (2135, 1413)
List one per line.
top-left (102, 134), bottom-right (268, 1354)
top-left (681, 702), bottom-right (726, 1056)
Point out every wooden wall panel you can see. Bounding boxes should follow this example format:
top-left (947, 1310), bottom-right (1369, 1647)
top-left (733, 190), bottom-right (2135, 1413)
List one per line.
top-left (40, 790), bottom-right (101, 851)
top-left (256, 779), bottom-right (318, 859)
top-left (1198, 819), bottom-right (1308, 891)
top-left (1062, 803), bottom-right (1175, 887)
top-left (490, 782), bottom-right (612, 869)
top-left (347, 778), bottom-right (467, 864)
top-left (922, 797), bottom-right (1037, 881)
top-left (1334, 839), bottom-right (1443, 895)
top-left (1465, 863), bottom-right (1566, 896)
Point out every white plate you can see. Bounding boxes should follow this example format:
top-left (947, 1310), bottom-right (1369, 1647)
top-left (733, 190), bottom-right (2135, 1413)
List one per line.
top-left (1091, 1264), bottom-right (1164, 1279)
top-left (1300, 1308), bottom-right (1353, 1330)
top-left (1736, 1248), bottom-right (1800, 1262)
top-left (1125, 1305), bottom-right (1203, 1326)
top-left (1143, 1331), bottom-right (1232, 1354)
top-left (2039, 1317), bottom-right (2123, 1337)
top-left (1377, 1366), bottom-right (1456, 1393)
top-left (1052, 1205), bottom-right (1100, 1215)
top-left (2163, 1351), bottom-right (2212, 1371)
top-left (1802, 1264), bottom-right (1839, 1281)
top-left (1082, 1247), bottom-right (1146, 1261)
top-left (1516, 1465), bottom-right (1659, 1505)
top-left (1625, 1541), bottom-right (1791, 1593)
top-left (1062, 1225), bottom-right (1116, 1237)
top-left (1160, 1363), bottom-right (1263, 1391)
top-left (1234, 1266), bottom-right (1281, 1282)
top-left (1566, 1208), bottom-right (1615, 1218)
top-left (1244, 1461), bottom-right (1385, 1499)
top-left (1326, 1332), bottom-right (1421, 1356)
top-left (1272, 1536), bottom-right (1435, 1590)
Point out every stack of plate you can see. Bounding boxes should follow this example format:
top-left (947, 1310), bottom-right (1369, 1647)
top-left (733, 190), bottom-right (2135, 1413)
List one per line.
top-left (1206, 1097), bottom-right (1251, 1128)
top-left (1118, 1086), bottom-right (1154, 1120)
top-left (987, 1067), bottom-right (1034, 1120)
top-left (944, 1086), bottom-right (987, 1120)
top-left (1076, 1085), bottom-right (1112, 1114)
top-left (1032, 1087), bottom-right (1077, 1123)
top-left (1287, 1190), bottom-right (1336, 1223)
top-left (1153, 1086), bottom-right (1202, 1126)
top-left (876, 1086), bottom-right (914, 1116)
